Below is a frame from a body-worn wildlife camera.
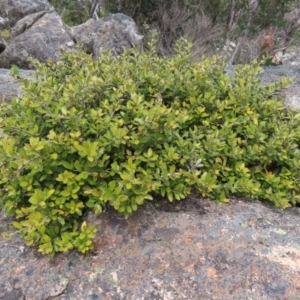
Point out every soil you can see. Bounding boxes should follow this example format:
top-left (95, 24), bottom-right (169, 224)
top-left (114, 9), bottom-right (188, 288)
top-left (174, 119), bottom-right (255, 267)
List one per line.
top-left (1, 194), bottom-right (300, 300)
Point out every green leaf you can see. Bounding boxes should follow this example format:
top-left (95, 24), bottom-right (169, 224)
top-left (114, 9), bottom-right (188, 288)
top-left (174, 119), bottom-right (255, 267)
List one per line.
top-left (47, 189), bottom-right (55, 197)
top-left (61, 161), bottom-right (73, 169)
top-left (47, 130), bottom-right (57, 140)
top-left (61, 107), bottom-right (68, 115)
top-left (117, 195), bottom-right (128, 202)
top-left (57, 216), bottom-right (65, 226)
top-left (12, 221), bottom-right (22, 229)
top-left (29, 137), bottom-right (39, 147)
top-left (50, 153), bottom-right (58, 160)
top-left (29, 196), bottom-right (39, 205)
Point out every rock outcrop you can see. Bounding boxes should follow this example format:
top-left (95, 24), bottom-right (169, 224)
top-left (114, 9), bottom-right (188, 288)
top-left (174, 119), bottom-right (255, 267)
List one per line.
top-left (0, 0), bottom-right (54, 28)
top-left (0, 11), bottom-right (75, 69)
top-left (1, 196), bottom-right (300, 299)
top-left (0, 0), bottom-right (143, 69)
top-left (69, 13), bottom-right (143, 59)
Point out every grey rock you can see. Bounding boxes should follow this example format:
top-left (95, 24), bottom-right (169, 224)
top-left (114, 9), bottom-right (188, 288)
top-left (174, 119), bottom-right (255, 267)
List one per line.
top-left (69, 13), bottom-right (143, 59)
top-left (0, 1), bottom-right (143, 69)
top-left (260, 66), bottom-right (300, 111)
top-left (0, 0), bottom-right (54, 28)
top-left (0, 16), bottom-right (10, 31)
top-left (0, 68), bottom-right (34, 101)
top-left (11, 10), bottom-right (48, 38)
top-left (0, 11), bottom-right (75, 69)
top-left (0, 288), bottom-right (24, 300)
top-left (264, 280), bottom-right (288, 297)
top-left (68, 18), bottom-right (95, 54)
top-left (278, 51), bottom-right (300, 66)
top-left (2, 196), bottom-right (299, 299)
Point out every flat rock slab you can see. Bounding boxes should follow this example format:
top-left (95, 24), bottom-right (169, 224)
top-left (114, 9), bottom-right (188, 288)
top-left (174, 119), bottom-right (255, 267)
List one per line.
top-left (0, 194), bottom-right (300, 299)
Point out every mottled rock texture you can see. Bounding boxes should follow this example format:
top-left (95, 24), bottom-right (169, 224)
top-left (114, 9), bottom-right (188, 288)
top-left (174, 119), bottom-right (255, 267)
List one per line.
top-left (0, 1), bottom-right (143, 69)
top-left (0, 11), bottom-right (74, 69)
top-left (0, 0), bottom-right (54, 27)
top-left (0, 196), bottom-right (300, 299)
top-left (69, 13), bottom-right (143, 59)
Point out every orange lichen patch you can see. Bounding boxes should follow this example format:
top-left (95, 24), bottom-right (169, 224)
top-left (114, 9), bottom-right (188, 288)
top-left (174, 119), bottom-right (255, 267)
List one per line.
top-left (13, 265), bottom-right (26, 273)
top-left (206, 267), bottom-right (218, 278)
top-left (195, 242), bottom-right (203, 249)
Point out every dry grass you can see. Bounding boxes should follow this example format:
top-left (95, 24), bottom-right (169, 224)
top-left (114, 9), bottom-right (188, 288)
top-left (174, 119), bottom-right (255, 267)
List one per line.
top-left (50, 0), bottom-right (300, 65)
top-left (147, 1), bottom-right (224, 61)
top-left (143, 1), bottom-right (300, 65)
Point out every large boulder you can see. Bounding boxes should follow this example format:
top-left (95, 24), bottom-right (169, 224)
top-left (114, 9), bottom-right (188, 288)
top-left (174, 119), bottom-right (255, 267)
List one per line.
top-left (69, 13), bottom-right (143, 59)
top-left (0, 1), bottom-right (143, 69)
top-left (0, 0), bottom-right (54, 28)
top-left (0, 11), bottom-right (75, 69)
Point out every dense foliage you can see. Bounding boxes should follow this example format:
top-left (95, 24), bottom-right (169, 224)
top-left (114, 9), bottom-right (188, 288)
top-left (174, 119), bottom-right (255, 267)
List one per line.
top-left (0, 38), bottom-right (299, 256)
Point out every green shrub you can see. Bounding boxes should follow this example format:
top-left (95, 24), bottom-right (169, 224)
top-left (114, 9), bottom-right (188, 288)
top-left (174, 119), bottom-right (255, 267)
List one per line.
top-left (0, 38), bottom-right (299, 256)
